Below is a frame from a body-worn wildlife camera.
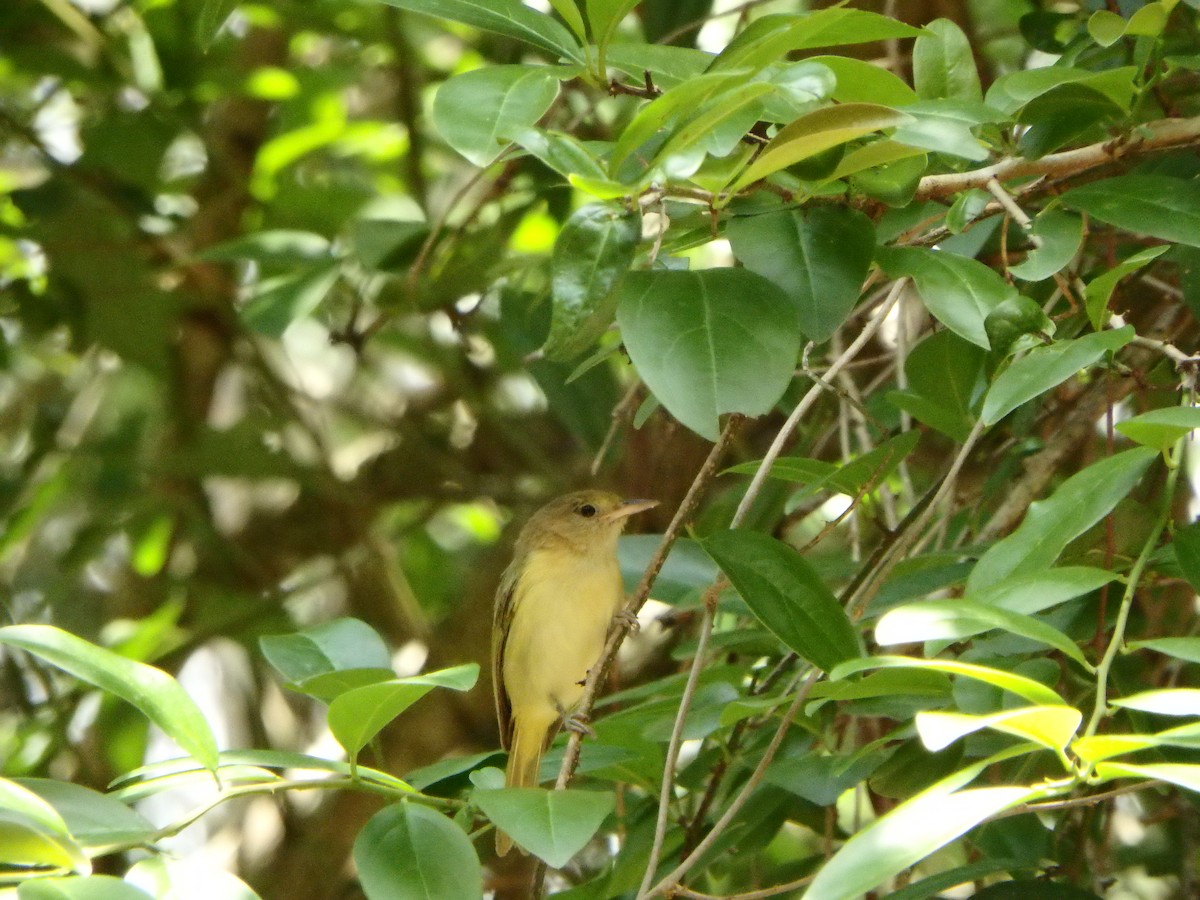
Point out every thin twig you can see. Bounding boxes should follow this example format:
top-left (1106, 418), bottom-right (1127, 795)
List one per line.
top-left (636, 584), bottom-right (722, 898)
top-left (845, 416), bottom-right (988, 618)
top-left (732, 279), bottom-right (907, 526)
top-left (642, 670), bottom-right (822, 898)
top-left (592, 379), bottom-right (643, 476)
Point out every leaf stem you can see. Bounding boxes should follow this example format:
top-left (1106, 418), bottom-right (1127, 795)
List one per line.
top-left (1084, 441), bottom-right (1179, 739)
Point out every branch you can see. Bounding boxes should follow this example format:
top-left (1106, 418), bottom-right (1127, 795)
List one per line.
top-left (915, 116), bottom-right (1200, 200)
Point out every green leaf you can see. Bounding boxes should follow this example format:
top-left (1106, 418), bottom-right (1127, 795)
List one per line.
top-left (1111, 688), bottom-right (1200, 716)
top-left (986, 66), bottom-right (1138, 115)
top-left (727, 206), bottom-right (874, 343)
top-left (1016, 84), bottom-right (1123, 160)
top-left (805, 780), bottom-right (1037, 900)
top-left (967, 447), bottom-right (1157, 594)
top-left (0, 777), bottom-right (89, 874)
top-left (14, 779), bottom-right (154, 851)
top-left (730, 104), bottom-right (912, 193)
top-left (876, 246), bottom-right (1017, 349)
top-left (379, 0), bottom-right (582, 62)
top-left (713, 9), bottom-right (921, 74)
top-left (1087, 9), bottom-right (1128, 47)
top-left (585, 0), bottom-right (640, 55)
top-left (1127, 636), bottom-right (1200, 664)
top-left (18, 876), bottom-right (153, 900)
top-left (886, 859), bottom-right (1033, 900)
top-left (609, 71), bottom-right (745, 173)
top-left (546, 0), bottom-right (586, 42)
top-left (984, 296), bottom-right (1055, 358)
top-left (727, 432), bottom-right (921, 503)
top-left (981, 327), bottom-right (1134, 425)
top-left (945, 189), bottom-right (991, 234)
top-left (293, 668), bottom-right (397, 703)
top-left (832, 657), bottom-right (1066, 706)
top-left (1062, 175), bottom-right (1200, 248)
top-left (651, 82), bottom-right (776, 169)
top-left (973, 566), bottom-right (1117, 615)
top-left (1127, 2), bottom-right (1170, 37)
top-left (603, 44), bottom-right (712, 89)
top-left (241, 265), bottom-right (339, 337)
top-left (1174, 520), bottom-right (1200, 592)
top-left (431, 66), bottom-right (561, 167)
top-left (913, 19), bottom-right (983, 103)
top-left (1116, 406), bottom-right (1200, 451)
top-left (327, 664), bottom-right (479, 758)
top-left (615, 268), bottom-right (801, 441)
top-left (1009, 211), bottom-right (1084, 282)
top-left (888, 331), bottom-right (985, 441)
top-left (808, 668), bottom-right (952, 707)
top-left (809, 55), bottom-right (918, 106)
top-left (701, 530), bottom-right (861, 672)
top-left (1072, 722), bottom-right (1200, 764)
top-left (353, 803), bottom-right (482, 900)
top-left (0, 625), bottom-right (218, 774)
top-left (472, 788), bottom-right (614, 867)
top-left (1085, 246), bottom-right (1170, 329)
top-left (509, 127), bottom-right (607, 181)
top-left (543, 204), bottom-right (639, 361)
top-left (876, 600), bottom-right (1091, 670)
top-left (196, 0), bottom-right (236, 48)
top-left (197, 230), bottom-right (332, 265)
top-left (110, 749), bottom-right (412, 798)
top-left (917, 706), bottom-right (1082, 753)
top-left (259, 618), bottom-right (392, 686)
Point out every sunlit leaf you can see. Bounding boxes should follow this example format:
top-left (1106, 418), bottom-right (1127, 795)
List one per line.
top-left (0, 626), bottom-right (218, 774)
top-left (916, 706), bottom-right (1081, 753)
top-left (832, 656), bottom-right (1066, 706)
top-left (1110, 688), bottom-right (1200, 716)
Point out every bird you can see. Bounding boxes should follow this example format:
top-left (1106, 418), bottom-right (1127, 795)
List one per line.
top-left (492, 489), bottom-right (657, 856)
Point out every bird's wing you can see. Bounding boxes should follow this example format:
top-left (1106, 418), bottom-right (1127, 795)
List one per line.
top-left (492, 559), bottom-right (520, 751)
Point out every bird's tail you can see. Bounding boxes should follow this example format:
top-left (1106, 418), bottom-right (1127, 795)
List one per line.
top-left (495, 718), bottom-right (549, 856)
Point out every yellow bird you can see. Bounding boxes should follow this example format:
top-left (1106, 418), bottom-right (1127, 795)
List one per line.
top-left (492, 490), bottom-right (657, 856)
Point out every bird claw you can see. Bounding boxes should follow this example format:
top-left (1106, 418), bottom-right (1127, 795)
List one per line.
top-left (613, 608), bottom-right (640, 634)
top-left (562, 713), bottom-right (596, 739)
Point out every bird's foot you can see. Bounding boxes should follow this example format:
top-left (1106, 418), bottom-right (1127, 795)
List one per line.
top-left (562, 712), bottom-right (596, 739)
top-left (613, 608), bottom-right (640, 634)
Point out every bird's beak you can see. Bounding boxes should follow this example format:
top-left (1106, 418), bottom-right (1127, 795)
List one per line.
top-left (602, 498), bottom-right (659, 523)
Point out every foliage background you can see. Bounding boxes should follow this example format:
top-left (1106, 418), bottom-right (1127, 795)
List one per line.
top-left (4, 0), bottom-right (1200, 898)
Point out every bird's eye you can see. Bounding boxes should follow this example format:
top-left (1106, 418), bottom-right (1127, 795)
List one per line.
top-left (578, 504), bottom-right (597, 518)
